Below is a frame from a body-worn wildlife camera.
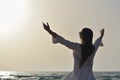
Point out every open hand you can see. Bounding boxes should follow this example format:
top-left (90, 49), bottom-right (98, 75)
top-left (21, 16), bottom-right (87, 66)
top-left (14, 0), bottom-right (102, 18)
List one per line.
top-left (43, 22), bottom-right (50, 31)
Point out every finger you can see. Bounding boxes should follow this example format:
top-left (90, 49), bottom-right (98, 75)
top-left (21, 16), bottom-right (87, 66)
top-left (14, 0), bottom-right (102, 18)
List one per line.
top-left (43, 23), bottom-right (46, 27)
top-left (47, 22), bottom-right (49, 27)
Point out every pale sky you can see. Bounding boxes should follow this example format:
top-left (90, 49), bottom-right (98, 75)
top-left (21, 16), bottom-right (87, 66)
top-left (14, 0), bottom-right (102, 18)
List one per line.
top-left (0, 0), bottom-right (120, 71)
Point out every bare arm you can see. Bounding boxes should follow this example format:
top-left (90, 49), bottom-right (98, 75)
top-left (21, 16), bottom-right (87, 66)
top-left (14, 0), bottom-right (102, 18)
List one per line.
top-left (43, 22), bottom-right (57, 38)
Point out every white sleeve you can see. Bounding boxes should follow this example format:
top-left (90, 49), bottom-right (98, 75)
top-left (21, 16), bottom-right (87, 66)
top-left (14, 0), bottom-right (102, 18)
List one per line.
top-left (52, 34), bottom-right (80, 50)
top-left (94, 37), bottom-right (103, 50)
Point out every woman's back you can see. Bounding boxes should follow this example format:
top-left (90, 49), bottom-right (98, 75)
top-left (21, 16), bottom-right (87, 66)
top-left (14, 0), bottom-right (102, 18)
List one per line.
top-left (64, 37), bottom-right (103, 80)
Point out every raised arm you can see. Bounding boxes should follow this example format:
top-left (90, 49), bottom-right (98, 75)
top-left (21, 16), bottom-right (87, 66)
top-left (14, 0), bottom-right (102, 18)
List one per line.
top-left (42, 22), bottom-right (80, 50)
top-left (94, 28), bottom-right (105, 49)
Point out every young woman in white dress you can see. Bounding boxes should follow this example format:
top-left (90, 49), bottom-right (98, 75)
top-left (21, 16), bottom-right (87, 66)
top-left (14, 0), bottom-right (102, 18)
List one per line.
top-left (43, 22), bottom-right (104, 80)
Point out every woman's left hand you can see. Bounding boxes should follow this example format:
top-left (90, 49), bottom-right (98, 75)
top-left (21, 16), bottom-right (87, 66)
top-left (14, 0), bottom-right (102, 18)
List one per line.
top-left (43, 22), bottom-right (50, 31)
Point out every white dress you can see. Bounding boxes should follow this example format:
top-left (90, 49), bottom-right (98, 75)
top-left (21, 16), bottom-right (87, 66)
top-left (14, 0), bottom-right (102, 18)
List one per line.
top-left (52, 34), bottom-right (103, 80)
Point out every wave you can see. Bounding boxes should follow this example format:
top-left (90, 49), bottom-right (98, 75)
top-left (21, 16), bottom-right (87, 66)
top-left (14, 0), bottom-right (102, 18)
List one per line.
top-left (0, 71), bottom-right (120, 80)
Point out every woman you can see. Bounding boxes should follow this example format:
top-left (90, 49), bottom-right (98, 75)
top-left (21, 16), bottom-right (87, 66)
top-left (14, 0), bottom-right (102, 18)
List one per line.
top-left (42, 22), bottom-right (104, 80)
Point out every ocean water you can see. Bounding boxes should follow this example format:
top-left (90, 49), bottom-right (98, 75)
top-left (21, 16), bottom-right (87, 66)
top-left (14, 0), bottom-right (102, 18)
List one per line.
top-left (0, 71), bottom-right (120, 80)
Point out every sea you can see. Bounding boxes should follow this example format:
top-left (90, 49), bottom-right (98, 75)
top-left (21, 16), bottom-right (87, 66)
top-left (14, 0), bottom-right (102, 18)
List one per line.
top-left (0, 71), bottom-right (120, 80)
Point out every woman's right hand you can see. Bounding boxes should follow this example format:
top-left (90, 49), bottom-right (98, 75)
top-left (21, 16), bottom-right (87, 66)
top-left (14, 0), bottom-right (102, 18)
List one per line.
top-left (100, 28), bottom-right (104, 38)
top-left (43, 22), bottom-right (50, 31)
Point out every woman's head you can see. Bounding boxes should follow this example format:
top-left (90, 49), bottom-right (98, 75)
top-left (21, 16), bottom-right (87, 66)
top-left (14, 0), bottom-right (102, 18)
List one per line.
top-left (79, 28), bottom-right (93, 45)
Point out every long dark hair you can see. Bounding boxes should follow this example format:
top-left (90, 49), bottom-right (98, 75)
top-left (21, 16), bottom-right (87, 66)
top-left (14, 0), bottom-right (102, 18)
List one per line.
top-left (80, 28), bottom-right (95, 66)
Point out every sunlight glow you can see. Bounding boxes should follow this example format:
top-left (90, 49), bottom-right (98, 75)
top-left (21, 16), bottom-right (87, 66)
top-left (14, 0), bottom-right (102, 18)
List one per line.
top-left (0, 0), bottom-right (27, 35)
